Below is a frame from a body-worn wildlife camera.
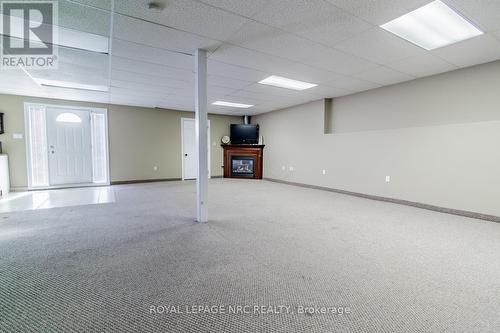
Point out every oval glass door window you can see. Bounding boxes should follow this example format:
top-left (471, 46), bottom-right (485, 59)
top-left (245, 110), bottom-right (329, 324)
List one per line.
top-left (56, 112), bottom-right (82, 123)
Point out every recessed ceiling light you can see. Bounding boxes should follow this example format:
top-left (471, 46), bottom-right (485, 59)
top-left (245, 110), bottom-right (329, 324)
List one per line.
top-left (380, 0), bottom-right (483, 50)
top-left (34, 78), bottom-right (109, 92)
top-left (258, 75), bottom-right (318, 91)
top-left (212, 101), bottom-right (254, 109)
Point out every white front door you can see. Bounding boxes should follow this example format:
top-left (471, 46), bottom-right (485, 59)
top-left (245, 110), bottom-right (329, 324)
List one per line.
top-left (46, 108), bottom-right (93, 185)
top-left (182, 118), bottom-right (211, 180)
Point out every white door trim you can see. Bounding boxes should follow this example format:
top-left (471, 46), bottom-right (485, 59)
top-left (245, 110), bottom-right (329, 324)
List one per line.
top-left (24, 102), bottom-right (110, 190)
top-left (181, 117), bottom-right (211, 181)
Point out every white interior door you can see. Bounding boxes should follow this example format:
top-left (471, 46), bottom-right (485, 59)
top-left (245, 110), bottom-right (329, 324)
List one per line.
top-left (46, 108), bottom-right (92, 185)
top-left (182, 118), bottom-right (211, 180)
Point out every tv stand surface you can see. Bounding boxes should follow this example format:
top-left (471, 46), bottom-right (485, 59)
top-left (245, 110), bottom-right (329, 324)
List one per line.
top-left (222, 144), bottom-right (265, 147)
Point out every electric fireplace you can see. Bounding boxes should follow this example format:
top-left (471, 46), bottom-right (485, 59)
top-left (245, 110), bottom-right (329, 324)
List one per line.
top-left (222, 144), bottom-right (264, 179)
top-left (231, 156), bottom-right (255, 178)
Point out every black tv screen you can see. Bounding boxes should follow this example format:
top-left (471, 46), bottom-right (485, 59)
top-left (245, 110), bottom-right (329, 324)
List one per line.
top-left (230, 124), bottom-right (259, 144)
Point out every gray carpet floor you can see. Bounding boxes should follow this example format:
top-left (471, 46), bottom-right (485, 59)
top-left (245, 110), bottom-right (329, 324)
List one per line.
top-left (1, 179), bottom-right (500, 332)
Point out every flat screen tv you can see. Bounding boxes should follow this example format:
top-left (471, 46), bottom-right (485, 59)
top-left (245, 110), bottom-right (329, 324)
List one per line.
top-left (230, 124), bottom-right (259, 144)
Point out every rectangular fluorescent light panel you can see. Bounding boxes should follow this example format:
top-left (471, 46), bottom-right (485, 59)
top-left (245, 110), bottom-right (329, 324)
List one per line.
top-left (380, 0), bottom-right (483, 50)
top-left (258, 75), bottom-right (317, 91)
top-left (34, 78), bottom-right (109, 92)
top-left (212, 101), bottom-right (254, 108)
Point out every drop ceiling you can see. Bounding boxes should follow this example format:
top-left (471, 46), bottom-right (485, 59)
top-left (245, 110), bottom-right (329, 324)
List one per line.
top-left (1, 0), bottom-right (500, 116)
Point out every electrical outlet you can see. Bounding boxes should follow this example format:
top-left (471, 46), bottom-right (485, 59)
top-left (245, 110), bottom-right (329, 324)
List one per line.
top-left (154, 166), bottom-right (158, 171)
top-left (385, 176), bottom-right (391, 183)
top-left (289, 166), bottom-right (294, 171)
top-left (322, 169), bottom-right (326, 175)
top-left (282, 165), bottom-right (286, 171)
top-left (13, 133), bottom-right (23, 139)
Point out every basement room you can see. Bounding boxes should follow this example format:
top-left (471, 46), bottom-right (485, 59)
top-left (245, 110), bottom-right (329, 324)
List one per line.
top-left (1, 0), bottom-right (499, 332)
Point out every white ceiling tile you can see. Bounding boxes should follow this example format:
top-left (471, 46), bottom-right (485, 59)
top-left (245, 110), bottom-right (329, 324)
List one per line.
top-left (196, 0), bottom-right (269, 17)
top-left (207, 60), bottom-right (268, 82)
top-left (352, 66), bottom-right (415, 85)
top-left (432, 34), bottom-right (500, 68)
top-left (327, 0), bottom-right (431, 25)
top-left (112, 57), bottom-right (193, 82)
top-left (59, 0), bottom-right (111, 36)
top-left (41, 87), bottom-right (109, 102)
top-left (307, 85), bottom-right (352, 98)
top-left (447, 0), bottom-right (500, 32)
top-left (324, 75), bottom-right (382, 92)
top-left (110, 87), bottom-right (164, 99)
top-left (253, 99), bottom-right (310, 112)
top-left (207, 85), bottom-right (237, 96)
top-left (228, 21), bottom-right (319, 63)
top-left (112, 39), bottom-right (194, 69)
top-left (111, 79), bottom-right (184, 95)
top-left (295, 43), bottom-right (378, 75)
top-left (253, 0), bottom-right (373, 46)
top-left (227, 90), bottom-right (275, 102)
top-left (67, 0), bottom-right (112, 10)
top-left (42, 47), bottom-right (109, 71)
top-left (115, 0), bottom-right (249, 41)
top-left (28, 62), bottom-right (108, 86)
top-left (111, 69), bottom-right (191, 89)
top-left (388, 54), bottom-right (458, 77)
top-left (110, 96), bottom-right (158, 108)
top-left (209, 44), bottom-right (294, 73)
top-left (334, 28), bottom-right (425, 65)
top-left (208, 74), bottom-right (253, 90)
top-left (113, 15), bottom-right (220, 54)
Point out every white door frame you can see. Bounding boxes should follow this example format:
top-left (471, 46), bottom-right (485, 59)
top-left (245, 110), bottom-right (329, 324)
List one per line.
top-left (24, 102), bottom-right (110, 190)
top-left (181, 117), bottom-right (211, 181)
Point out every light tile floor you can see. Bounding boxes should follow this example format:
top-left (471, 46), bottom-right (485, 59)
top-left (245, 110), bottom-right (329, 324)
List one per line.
top-left (0, 186), bottom-right (116, 213)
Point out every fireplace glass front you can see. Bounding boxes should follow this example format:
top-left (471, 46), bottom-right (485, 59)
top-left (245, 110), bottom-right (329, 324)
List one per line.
top-left (231, 156), bottom-right (255, 178)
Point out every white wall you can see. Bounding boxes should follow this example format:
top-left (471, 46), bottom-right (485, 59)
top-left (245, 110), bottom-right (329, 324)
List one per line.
top-left (254, 60), bottom-right (500, 217)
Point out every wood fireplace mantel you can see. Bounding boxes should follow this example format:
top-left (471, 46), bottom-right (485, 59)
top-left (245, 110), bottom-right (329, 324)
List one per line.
top-left (222, 144), bottom-right (265, 179)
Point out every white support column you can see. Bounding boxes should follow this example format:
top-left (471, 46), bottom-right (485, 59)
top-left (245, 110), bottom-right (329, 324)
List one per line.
top-left (195, 49), bottom-right (208, 223)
